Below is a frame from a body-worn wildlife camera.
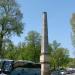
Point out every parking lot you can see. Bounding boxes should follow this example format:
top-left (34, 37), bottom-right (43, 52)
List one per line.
top-left (66, 73), bottom-right (75, 75)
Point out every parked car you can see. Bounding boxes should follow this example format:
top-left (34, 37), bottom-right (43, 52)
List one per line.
top-left (10, 67), bottom-right (40, 75)
top-left (1, 60), bottom-right (14, 74)
top-left (51, 69), bottom-right (66, 75)
top-left (10, 60), bottom-right (41, 75)
top-left (60, 70), bottom-right (66, 75)
top-left (66, 70), bottom-right (75, 74)
top-left (0, 60), bottom-right (41, 75)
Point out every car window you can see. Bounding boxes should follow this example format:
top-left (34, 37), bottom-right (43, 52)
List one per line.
top-left (10, 68), bottom-right (41, 75)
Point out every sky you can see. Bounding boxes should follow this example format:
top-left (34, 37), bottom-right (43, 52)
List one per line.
top-left (11, 0), bottom-right (75, 57)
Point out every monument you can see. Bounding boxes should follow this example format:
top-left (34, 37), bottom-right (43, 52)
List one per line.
top-left (40, 12), bottom-right (50, 75)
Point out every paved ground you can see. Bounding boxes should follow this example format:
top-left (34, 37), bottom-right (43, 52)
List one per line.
top-left (0, 73), bottom-right (75, 75)
top-left (0, 73), bottom-right (6, 75)
top-left (66, 73), bottom-right (75, 75)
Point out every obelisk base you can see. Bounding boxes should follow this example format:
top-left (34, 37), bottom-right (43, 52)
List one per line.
top-left (41, 63), bottom-right (50, 75)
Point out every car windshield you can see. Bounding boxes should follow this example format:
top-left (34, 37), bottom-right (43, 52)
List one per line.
top-left (3, 61), bottom-right (12, 71)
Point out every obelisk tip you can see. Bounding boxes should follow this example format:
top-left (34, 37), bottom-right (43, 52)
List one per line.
top-left (43, 12), bottom-right (47, 14)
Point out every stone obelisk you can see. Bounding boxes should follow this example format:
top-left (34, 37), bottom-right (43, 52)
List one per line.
top-left (40, 12), bottom-right (50, 75)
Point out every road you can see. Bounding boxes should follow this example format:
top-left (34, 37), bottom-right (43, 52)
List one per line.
top-left (0, 73), bottom-right (75, 75)
top-left (66, 73), bottom-right (75, 75)
top-left (0, 73), bottom-right (6, 75)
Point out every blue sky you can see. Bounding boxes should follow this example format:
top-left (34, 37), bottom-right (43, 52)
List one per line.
top-left (11, 0), bottom-right (75, 57)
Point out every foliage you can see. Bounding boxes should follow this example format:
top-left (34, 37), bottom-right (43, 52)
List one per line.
top-left (4, 33), bottom-right (70, 68)
top-left (25, 31), bottom-right (41, 62)
top-left (0, 0), bottom-right (23, 58)
top-left (4, 31), bottom-right (41, 63)
top-left (49, 40), bottom-right (69, 70)
top-left (68, 58), bottom-right (75, 68)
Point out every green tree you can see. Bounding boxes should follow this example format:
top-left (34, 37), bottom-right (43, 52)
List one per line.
top-left (0, 0), bottom-right (23, 58)
top-left (4, 41), bottom-right (18, 59)
top-left (25, 31), bottom-right (41, 62)
top-left (49, 41), bottom-right (69, 70)
top-left (51, 40), bottom-right (60, 50)
top-left (50, 40), bottom-right (60, 69)
top-left (68, 58), bottom-right (75, 68)
top-left (15, 42), bottom-right (27, 60)
top-left (55, 48), bottom-right (69, 68)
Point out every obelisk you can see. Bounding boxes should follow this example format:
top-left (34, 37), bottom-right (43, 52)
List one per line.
top-left (40, 12), bottom-right (50, 75)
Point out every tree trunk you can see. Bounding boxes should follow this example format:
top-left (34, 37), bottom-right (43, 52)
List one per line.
top-left (0, 33), bottom-right (3, 58)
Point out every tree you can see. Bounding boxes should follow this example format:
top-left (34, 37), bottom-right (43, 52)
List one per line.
top-left (0, 0), bottom-right (23, 58)
top-left (68, 58), bottom-right (75, 68)
top-left (25, 31), bottom-right (41, 62)
top-left (49, 40), bottom-right (60, 69)
top-left (55, 48), bottom-right (69, 68)
top-left (51, 40), bottom-right (60, 50)
top-left (4, 30), bottom-right (41, 61)
top-left (4, 41), bottom-right (18, 59)
top-left (49, 40), bottom-right (69, 70)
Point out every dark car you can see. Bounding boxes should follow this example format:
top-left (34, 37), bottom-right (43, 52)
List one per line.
top-left (66, 70), bottom-right (75, 74)
top-left (51, 69), bottom-right (66, 75)
top-left (51, 70), bottom-right (61, 75)
top-left (10, 60), bottom-right (41, 75)
top-left (0, 60), bottom-right (41, 75)
top-left (10, 67), bottom-right (40, 75)
top-left (1, 60), bottom-right (14, 74)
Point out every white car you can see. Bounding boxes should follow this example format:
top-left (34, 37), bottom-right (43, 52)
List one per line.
top-left (0, 73), bottom-right (7, 75)
top-left (60, 70), bottom-right (66, 75)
